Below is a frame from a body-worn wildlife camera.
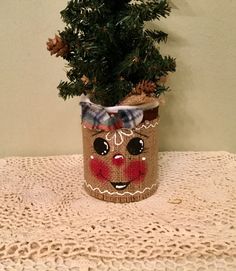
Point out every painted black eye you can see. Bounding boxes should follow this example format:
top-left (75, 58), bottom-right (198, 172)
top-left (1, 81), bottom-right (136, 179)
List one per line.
top-left (93, 137), bottom-right (110, 156)
top-left (127, 137), bottom-right (144, 155)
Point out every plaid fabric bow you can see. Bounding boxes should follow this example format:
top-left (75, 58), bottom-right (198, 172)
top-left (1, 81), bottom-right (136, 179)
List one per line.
top-left (80, 102), bottom-right (143, 131)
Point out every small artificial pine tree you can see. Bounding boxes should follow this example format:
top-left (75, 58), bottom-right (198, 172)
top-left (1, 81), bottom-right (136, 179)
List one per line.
top-left (47, 0), bottom-right (176, 107)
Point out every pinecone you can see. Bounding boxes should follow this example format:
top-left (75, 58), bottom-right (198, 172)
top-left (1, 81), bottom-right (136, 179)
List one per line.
top-left (133, 80), bottom-right (156, 95)
top-left (46, 34), bottom-right (69, 57)
top-left (81, 75), bottom-right (89, 85)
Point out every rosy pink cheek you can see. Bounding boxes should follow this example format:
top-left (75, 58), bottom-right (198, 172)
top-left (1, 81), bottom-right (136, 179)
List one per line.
top-left (90, 158), bottom-right (110, 183)
top-left (125, 160), bottom-right (147, 183)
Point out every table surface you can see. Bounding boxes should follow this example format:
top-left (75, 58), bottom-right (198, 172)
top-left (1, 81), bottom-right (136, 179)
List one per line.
top-left (0, 152), bottom-right (235, 271)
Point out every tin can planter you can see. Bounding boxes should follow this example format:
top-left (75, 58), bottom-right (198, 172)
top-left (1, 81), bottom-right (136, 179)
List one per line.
top-left (80, 96), bottom-right (160, 203)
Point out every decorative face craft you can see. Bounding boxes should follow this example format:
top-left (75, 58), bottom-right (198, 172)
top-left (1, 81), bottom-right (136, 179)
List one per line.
top-left (82, 119), bottom-right (159, 203)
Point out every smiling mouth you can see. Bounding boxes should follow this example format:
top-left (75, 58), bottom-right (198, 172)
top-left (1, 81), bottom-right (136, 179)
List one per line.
top-left (111, 182), bottom-right (131, 191)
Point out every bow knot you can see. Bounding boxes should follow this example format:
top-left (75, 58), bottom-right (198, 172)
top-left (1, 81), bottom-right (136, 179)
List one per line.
top-left (80, 102), bottom-right (143, 131)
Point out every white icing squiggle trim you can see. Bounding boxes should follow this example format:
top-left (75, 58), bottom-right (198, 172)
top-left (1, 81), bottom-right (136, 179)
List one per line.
top-left (135, 120), bottom-right (160, 131)
top-left (85, 182), bottom-right (157, 196)
top-left (105, 129), bottom-right (134, 146)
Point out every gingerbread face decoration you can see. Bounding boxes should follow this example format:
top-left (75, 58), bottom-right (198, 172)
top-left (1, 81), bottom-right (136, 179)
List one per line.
top-left (82, 118), bottom-right (159, 203)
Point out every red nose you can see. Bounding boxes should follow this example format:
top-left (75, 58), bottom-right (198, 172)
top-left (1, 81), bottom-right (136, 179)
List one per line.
top-left (112, 154), bottom-right (124, 167)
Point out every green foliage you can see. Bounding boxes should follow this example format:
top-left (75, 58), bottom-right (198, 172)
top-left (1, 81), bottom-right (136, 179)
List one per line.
top-left (145, 29), bottom-right (168, 43)
top-left (57, 0), bottom-right (176, 106)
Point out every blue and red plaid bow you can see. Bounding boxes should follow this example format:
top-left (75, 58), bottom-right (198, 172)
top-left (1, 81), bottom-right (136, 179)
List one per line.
top-left (80, 102), bottom-right (143, 131)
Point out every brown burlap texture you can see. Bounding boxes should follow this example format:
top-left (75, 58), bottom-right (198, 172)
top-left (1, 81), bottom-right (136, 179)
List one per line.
top-left (82, 111), bottom-right (159, 203)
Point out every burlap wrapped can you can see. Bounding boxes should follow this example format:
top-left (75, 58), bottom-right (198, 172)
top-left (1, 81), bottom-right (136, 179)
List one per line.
top-left (80, 96), bottom-right (160, 203)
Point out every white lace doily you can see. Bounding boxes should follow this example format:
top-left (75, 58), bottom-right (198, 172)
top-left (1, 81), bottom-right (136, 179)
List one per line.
top-left (0, 152), bottom-right (235, 270)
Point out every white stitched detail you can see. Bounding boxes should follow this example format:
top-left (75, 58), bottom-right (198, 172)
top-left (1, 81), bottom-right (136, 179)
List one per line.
top-left (85, 182), bottom-right (157, 196)
top-left (135, 120), bottom-right (160, 131)
top-left (105, 129), bottom-right (134, 146)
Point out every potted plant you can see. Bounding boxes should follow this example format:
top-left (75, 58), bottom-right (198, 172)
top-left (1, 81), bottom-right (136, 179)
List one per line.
top-left (47, 0), bottom-right (176, 203)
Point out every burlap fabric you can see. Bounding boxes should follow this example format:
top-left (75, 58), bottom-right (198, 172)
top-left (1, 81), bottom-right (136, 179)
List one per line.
top-left (0, 152), bottom-right (235, 270)
top-left (82, 116), bottom-right (159, 203)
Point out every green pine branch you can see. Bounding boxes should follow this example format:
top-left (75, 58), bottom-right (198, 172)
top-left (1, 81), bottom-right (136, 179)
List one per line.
top-left (145, 29), bottom-right (168, 43)
top-left (89, 79), bottom-right (133, 106)
top-left (136, 0), bottom-right (171, 22)
top-left (155, 84), bottom-right (170, 96)
top-left (114, 37), bottom-right (176, 83)
top-left (117, 0), bottom-right (171, 28)
top-left (58, 80), bottom-right (88, 100)
top-left (50, 0), bottom-right (176, 106)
